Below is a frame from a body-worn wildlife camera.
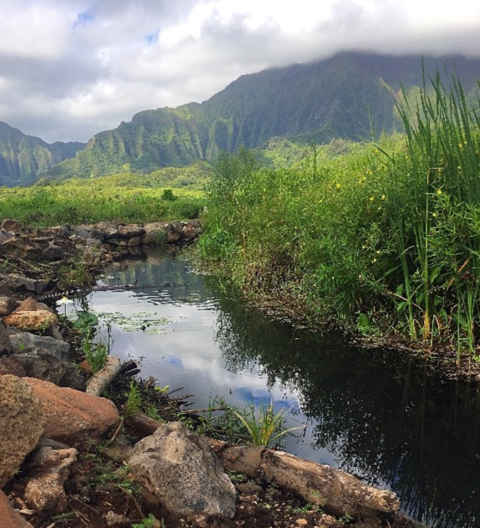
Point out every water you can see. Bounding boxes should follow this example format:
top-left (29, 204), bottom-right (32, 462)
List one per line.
top-left (79, 249), bottom-right (480, 528)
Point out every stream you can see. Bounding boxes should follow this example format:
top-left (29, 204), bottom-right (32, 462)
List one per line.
top-left (77, 248), bottom-right (480, 528)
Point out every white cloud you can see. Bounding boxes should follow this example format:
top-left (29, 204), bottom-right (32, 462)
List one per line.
top-left (0, 0), bottom-right (479, 142)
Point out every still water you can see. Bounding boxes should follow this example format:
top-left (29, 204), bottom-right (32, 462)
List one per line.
top-left (83, 248), bottom-right (480, 528)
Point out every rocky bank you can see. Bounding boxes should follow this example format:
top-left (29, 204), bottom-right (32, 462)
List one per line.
top-left (0, 218), bottom-right (422, 528)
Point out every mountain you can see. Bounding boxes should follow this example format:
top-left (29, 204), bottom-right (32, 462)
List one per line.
top-left (0, 121), bottom-right (85, 186)
top-left (41, 52), bottom-right (480, 180)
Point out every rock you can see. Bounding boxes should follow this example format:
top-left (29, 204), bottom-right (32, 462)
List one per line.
top-left (1, 237), bottom-right (41, 260)
top-left (0, 490), bottom-right (34, 528)
top-left (0, 356), bottom-right (26, 377)
top-left (143, 223), bottom-right (168, 246)
top-left (165, 221), bottom-right (184, 243)
top-left (0, 320), bottom-right (13, 355)
top-left (4, 310), bottom-right (58, 332)
top-left (74, 224), bottom-right (106, 242)
top-left (127, 236), bottom-right (142, 247)
top-left (0, 375), bottom-right (46, 488)
top-left (104, 511), bottom-right (132, 528)
top-left (1, 219), bottom-right (24, 233)
top-left (24, 441), bottom-right (77, 514)
top-left (43, 244), bottom-right (64, 261)
top-left (0, 228), bottom-right (15, 243)
top-left (0, 274), bottom-right (52, 295)
top-left (25, 378), bottom-right (119, 444)
top-left (10, 332), bottom-right (71, 361)
top-left (12, 353), bottom-right (87, 390)
top-left (118, 224), bottom-right (145, 239)
top-left (0, 296), bottom-right (17, 315)
top-left (181, 223), bottom-right (200, 243)
top-left (14, 297), bottom-right (37, 312)
top-left (129, 421), bottom-right (236, 522)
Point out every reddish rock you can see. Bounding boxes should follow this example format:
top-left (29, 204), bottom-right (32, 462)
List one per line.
top-left (25, 378), bottom-right (119, 444)
top-left (0, 356), bottom-right (26, 377)
top-left (14, 297), bottom-right (37, 312)
top-left (0, 490), bottom-right (34, 528)
top-left (0, 375), bottom-right (45, 487)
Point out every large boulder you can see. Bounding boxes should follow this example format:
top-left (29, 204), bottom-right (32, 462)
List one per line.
top-left (128, 421), bottom-right (236, 522)
top-left (24, 378), bottom-right (119, 444)
top-left (0, 490), bottom-right (34, 528)
top-left (0, 375), bottom-right (45, 488)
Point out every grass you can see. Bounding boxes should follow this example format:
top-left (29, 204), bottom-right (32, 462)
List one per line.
top-left (0, 175), bottom-right (206, 227)
top-left (201, 71), bottom-right (480, 360)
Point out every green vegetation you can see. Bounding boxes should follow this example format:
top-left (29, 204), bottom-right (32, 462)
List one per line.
top-left (232, 400), bottom-right (304, 447)
top-left (201, 73), bottom-right (480, 361)
top-left (73, 310), bottom-right (110, 374)
top-left (0, 174), bottom-right (206, 226)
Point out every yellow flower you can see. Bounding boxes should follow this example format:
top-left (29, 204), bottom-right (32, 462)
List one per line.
top-left (373, 258), bottom-right (377, 263)
top-left (437, 189), bottom-right (443, 195)
top-left (432, 212), bottom-right (438, 217)
top-left (381, 194), bottom-right (386, 200)
top-left (336, 183), bottom-right (341, 189)
top-left (369, 196), bottom-right (374, 201)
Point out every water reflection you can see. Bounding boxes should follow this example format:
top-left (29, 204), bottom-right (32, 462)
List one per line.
top-left (88, 249), bottom-right (480, 528)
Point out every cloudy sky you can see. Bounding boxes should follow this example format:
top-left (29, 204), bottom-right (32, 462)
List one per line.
top-left (1, 0), bottom-right (479, 143)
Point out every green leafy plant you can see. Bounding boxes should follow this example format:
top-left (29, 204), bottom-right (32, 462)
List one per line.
top-left (132, 513), bottom-right (160, 528)
top-left (233, 400), bottom-right (304, 447)
top-left (124, 382), bottom-right (143, 420)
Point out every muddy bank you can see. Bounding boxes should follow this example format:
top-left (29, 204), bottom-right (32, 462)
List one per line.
top-left (0, 218), bottom-right (422, 528)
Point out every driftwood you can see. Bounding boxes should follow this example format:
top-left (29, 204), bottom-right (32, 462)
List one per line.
top-left (128, 414), bottom-right (411, 522)
top-left (86, 356), bottom-right (122, 396)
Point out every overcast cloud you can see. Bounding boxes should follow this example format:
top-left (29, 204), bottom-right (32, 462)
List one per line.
top-left (1, 0), bottom-right (479, 143)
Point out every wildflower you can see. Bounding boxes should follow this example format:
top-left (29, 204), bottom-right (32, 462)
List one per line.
top-left (372, 258), bottom-right (377, 263)
top-left (432, 212), bottom-right (438, 217)
top-left (437, 189), bottom-right (443, 195)
top-left (336, 183), bottom-right (341, 189)
top-left (381, 194), bottom-right (386, 200)
top-left (369, 196), bottom-right (374, 201)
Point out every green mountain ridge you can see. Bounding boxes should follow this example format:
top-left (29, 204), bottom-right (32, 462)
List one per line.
top-left (0, 121), bottom-right (85, 186)
top-left (4, 51), bottom-right (480, 184)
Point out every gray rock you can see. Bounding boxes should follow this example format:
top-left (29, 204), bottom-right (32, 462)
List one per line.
top-left (129, 421), bottom-right (236, 522)
top-left (43, 244), bottom-right (64, 261)
top-left (0, 274), bottom-right (52, 295)
top-left (10, 332), bottom-right (71, 361)
top-left (0, 296), bottom-right (17, 315)
top-left (74, 224), bottom-right (106, 242)
top-left (11, 353), bottom-right (87, 391)
top-left (0, 375), bottom-right (46, 487)
top-left (0, 228), bottom-right (15, 243)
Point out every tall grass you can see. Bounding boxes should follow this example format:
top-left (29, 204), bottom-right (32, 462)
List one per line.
top-left (201, 72), bottom-right (480, 360)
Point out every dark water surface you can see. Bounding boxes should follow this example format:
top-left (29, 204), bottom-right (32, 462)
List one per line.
top-left (83, 249), bottom-right (480, 528)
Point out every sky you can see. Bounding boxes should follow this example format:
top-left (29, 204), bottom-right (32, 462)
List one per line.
top-left (1, 0), bottom-right (479, 144)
